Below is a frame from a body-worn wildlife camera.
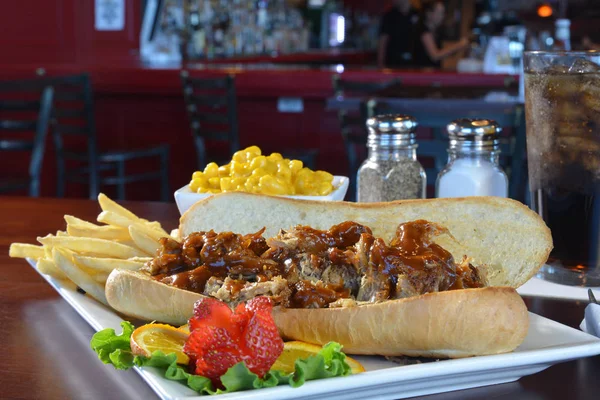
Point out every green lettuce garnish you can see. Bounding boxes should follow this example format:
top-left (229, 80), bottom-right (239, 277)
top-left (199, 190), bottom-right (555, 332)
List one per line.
top-left (90, 321), bottom-right (136, 370)
top-left (90, 322), bottom-right (354, 395)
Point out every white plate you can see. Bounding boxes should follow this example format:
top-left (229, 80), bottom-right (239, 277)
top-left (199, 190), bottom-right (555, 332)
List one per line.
top-left (174, 176), bottom-right (350, 215)
top-left (518, 276), bottom-right (600, 302)
top-left (27, 259), bottom-right (600, 400)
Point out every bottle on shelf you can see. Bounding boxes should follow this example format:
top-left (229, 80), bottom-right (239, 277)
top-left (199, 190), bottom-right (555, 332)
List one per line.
top-left (554, 19), bottom-right (571, 51)
top-left (180, 0), bottom-right (311, 60)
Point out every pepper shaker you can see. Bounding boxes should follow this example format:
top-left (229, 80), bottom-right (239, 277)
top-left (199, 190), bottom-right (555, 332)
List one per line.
top-left (357, 114), bottom-right (426, 202)
top-left (436, 118), bottom-right (508, 198)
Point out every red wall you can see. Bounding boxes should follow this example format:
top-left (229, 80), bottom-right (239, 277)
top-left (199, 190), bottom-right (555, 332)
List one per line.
top-left (0, 0), bottom-right (141, 65)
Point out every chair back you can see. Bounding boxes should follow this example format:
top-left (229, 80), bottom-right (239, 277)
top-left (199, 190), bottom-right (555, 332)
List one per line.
top-left (368, 99), bottom-right (526, 200)
top-left (35, 74), bottom-right (100, 196)
top-left (0, 81), bottom-right (54, 196)
top-left (180, 70), bottom-right (239, 169)
top-left (332, 74), bottom-right (402, 146)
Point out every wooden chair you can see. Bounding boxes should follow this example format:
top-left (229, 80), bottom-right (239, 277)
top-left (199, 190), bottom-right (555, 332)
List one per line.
top-left (181, 70), bottom-right (318, 170)
top-left (180, 71), bottom-right (240, 169)
top-left (368, 99), bottom-right (527, 201)
top-left (332, 74), bottom-right (402, 200)
top-left (0, 81), bottom-right (54, 196)
top-left (46, 74), bottom-right (170, 201)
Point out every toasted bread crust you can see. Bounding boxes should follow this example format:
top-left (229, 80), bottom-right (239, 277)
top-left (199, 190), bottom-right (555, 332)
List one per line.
top-left (273, 287), bottom-right (529, 358)
top-left (106, 270), bottom-right (528, 357)
top-left (106, 269), bottom-right (205, 326)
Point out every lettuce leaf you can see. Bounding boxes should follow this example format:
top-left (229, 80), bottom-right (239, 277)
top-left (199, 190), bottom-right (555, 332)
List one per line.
top-left (135, 351), bottom-right (214, 394)
top-left (90, 323), bottom-right (354, 395)
top-left (90, 321), bottom-right (136, 370)
top-left (289, 342), bottom-right (351, 387)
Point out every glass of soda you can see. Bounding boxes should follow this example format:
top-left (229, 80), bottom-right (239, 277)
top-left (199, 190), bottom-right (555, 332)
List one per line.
top-left (524, 51), bottom-right (600, 286)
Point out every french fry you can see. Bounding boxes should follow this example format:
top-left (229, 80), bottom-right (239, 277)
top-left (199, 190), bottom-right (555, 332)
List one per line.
top-left (146, 221), bottom-right (163, 230)
top-left (45, 248), bottom-right (105, 277)
top-left (98, 209), bottom-right (173, 242)
top-left (131, 221), bottom-right (172, 242)
top-left (44, 245), bottom-right (52, 259)
top-left (129, 256), bottom-right (153, 263)
top-left (116, 239), bottom-right (139, 248)
top-left (9, 243), bottom-right (45, 259)
top-left (37, 258), bottom-right (66, 278)
top-left (11, 193), bottom-right (168, 309)
top-left (52, 247), bottom-right (108, 305)
top-left (72, 253), bottom-right (147, 272)
top-left (64, 215), bottom-right (99, 228)
top-left (93, 272), bottom-right (110, 283)
top-left (36, 258), bottom-right (68, 280)
top-left (98, 193), bottom-right (140, 222)
top-left (128, 225), bottom-right (160, 256)
top-left (97, 210), bottom-right (135, 229)
top-left (66, 223), bottom-right (131, 241)
top-left (37, 235), bottom-right (146, 259)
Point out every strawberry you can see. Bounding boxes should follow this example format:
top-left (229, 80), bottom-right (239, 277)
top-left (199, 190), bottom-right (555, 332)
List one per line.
top-left (184, 296), bottom-right (284, 385)
top-left (189, 297), bottom-right (234, 332)
top-left (242, 310), bottom-right (283, 377)
top-left (184, 326), bottom-right (241, 381)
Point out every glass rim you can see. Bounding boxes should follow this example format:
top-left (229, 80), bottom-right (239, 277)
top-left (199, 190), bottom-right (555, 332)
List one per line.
top-left (524, 50), bottom-right (600, 56)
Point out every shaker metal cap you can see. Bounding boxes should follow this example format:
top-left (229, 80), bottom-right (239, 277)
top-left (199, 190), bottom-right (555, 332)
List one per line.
top-left (367, 114), bottom-right (418, 134)
top-left (366, 114), bottom-right (418, 148)
top-left (447, 118), bottom-right (501, 151)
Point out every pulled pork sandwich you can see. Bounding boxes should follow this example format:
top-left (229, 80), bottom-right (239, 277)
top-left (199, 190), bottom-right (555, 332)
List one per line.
top-left (106, 193), bottom-right (552, 358)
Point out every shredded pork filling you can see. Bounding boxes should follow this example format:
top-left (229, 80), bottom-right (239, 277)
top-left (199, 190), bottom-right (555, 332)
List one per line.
top-left (143, 220), bottom-right (486, 308)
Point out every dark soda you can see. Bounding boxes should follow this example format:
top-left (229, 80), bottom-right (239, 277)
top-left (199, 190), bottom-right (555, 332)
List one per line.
top-left (524, 54), bottom-right (600, 285)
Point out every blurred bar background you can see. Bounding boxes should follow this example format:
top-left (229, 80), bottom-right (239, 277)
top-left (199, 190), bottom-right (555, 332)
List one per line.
top-left (0, 0), bottom-right (598, 202)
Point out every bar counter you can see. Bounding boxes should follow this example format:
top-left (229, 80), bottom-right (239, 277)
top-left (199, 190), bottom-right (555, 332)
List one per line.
top-left (0, 61), bottom-right (516, 96)
top-left (0, 61), bottom-right (517, 200)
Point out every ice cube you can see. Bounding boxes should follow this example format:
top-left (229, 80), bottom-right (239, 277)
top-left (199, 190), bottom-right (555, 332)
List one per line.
top-left (526, 55), bottom-right (551, 73)
top-left (568, 58), bottom-right (600, 74)
top-left (581, 75), bottom-right (600, 113)
top-left (545, 64), bottom-right (570, 74)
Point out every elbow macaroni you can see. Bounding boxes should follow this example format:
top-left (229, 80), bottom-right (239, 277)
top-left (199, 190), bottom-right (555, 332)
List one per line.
top-left (189, 146), bottom-right (334, 196)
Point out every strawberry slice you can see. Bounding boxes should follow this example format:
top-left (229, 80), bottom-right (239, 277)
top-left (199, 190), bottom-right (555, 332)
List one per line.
top-left (184, 326), bottom-right (241, 381)
top-left (183, 296), bottom-right (284, 385)
top-left (240, 299), bottom-right (283, 377)
top-left (189, 298), bottom-right (234, 332)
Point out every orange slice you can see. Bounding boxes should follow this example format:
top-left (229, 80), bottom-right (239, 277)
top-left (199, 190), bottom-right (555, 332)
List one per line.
top-left (130, 323), bottom-right (190, 365)
top-left (271, 341), bottom-right (365, 374)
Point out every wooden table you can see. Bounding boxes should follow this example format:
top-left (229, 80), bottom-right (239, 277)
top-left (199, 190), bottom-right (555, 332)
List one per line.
top-left (2, 196), bottom-right (599, 399)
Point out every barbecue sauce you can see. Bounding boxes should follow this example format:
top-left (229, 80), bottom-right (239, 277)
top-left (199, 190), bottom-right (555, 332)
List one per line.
top-left (290, 280), bottom-right (351, 308)
top-left (147, 220), bottom-right (484, 308)
top-left (380, 220), bottom-right (459, 296)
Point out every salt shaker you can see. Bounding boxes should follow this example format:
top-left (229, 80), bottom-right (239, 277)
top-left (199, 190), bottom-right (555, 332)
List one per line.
top-left (436, 118), bottom-right (508, 198)
top-left (357, 115), bottom-right (426, 202)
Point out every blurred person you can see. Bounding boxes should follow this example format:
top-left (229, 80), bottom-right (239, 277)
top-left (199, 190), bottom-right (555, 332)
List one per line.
top-left (412, 0), bottom-right (470, 68)
top-left (582, 36), bottom-right (600, 51)
top-left (377, 0), bottom-right (419, 68)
